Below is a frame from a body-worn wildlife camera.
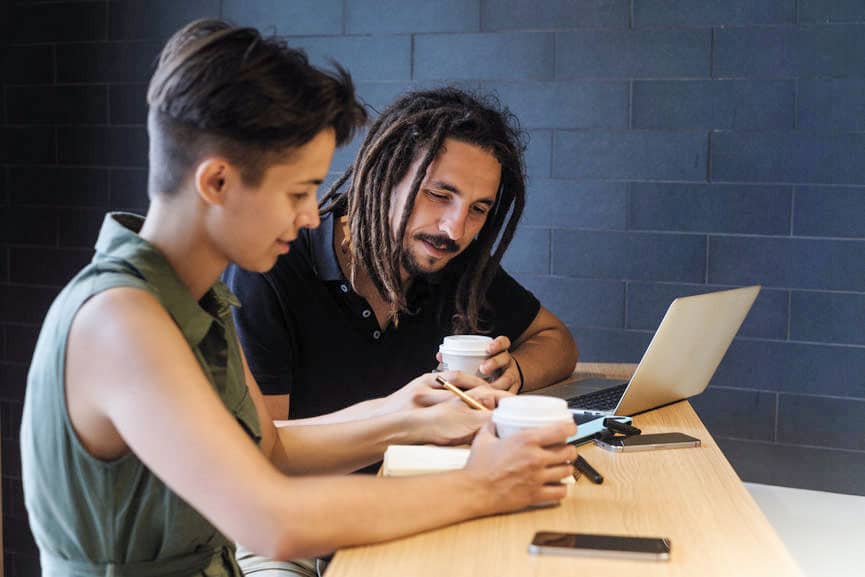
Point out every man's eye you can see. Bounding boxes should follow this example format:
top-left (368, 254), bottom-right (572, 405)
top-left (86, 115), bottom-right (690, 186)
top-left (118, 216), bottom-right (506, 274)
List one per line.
top-left (426, 190), bottom-right (448, 201)
top-left (471, 205), bottom-right (488, 215)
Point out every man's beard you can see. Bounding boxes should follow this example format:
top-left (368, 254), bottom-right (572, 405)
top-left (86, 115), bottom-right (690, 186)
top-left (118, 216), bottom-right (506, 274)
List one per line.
top-left (401, 233), bottom-right (459, 277)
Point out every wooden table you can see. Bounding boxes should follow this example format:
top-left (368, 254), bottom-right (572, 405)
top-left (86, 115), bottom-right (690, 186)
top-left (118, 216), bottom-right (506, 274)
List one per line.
top-left (325, 365), bottom-right (803, 577)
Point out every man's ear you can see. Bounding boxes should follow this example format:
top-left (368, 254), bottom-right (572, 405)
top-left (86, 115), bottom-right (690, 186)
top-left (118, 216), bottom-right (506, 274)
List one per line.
top-left (194, 157), bottom-right (231, 206)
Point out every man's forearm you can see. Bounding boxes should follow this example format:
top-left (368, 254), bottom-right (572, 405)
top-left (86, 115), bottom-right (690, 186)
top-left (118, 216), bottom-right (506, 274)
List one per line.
top-left (512, 326), bottom-right (578, 392)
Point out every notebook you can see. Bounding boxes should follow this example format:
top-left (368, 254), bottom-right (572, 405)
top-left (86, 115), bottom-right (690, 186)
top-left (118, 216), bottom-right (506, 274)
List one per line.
top-left (535, 285), bottom-right (761, 442)
top-left (382, 445), bottom-right (575, 484)
top-left (382, 445), bottom-right (471, 476)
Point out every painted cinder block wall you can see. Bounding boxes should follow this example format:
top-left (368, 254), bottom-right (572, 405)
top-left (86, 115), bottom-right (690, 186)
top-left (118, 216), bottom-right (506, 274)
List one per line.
top-left (2, 1), bottom-right (864, 575)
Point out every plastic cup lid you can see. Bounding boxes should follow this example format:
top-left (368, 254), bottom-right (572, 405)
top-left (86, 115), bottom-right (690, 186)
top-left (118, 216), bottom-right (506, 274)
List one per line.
top-left (439, 335), bottom-right (492, 356)
top-left (493, 395), bottom-right (571, 421)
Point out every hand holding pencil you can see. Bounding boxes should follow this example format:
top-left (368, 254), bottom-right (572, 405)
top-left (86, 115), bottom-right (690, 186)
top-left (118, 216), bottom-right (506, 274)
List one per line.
top-left (435, 375), bottom-right (490, 411)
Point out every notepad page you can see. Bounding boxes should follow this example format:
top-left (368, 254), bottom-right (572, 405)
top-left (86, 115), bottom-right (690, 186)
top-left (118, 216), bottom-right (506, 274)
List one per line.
top-left (382, 445), bottom-right (471, 476)
top-left (382, 445), bottom-right (574, 484)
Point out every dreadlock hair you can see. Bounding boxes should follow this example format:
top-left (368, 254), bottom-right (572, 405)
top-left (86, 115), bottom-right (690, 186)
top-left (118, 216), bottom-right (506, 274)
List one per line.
top-left (319, 87), bottom-right (527, 334)
top-left (146, 19), bottom-right (366, 197)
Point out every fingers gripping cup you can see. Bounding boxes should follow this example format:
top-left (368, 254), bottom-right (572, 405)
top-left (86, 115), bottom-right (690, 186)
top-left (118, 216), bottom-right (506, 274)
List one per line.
top-left (493, 396), bottom-right (576, 501)
top-left (438, 335), bottom-right (493, 378)
top-left (492, 396), bottom-right (574, 439)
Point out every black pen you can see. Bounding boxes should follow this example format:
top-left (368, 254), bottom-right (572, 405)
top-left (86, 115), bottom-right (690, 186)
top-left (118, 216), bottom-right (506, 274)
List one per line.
top-left (575, 455), bottom-right (603, 484)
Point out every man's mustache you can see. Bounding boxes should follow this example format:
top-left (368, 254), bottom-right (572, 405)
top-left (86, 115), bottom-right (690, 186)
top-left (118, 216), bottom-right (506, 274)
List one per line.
top-left (414, 234), bottom-right (459, 253)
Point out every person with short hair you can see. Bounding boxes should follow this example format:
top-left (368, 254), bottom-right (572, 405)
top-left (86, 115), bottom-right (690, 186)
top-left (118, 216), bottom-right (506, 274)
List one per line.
top-left (20, 20), bottom-right (576, 577)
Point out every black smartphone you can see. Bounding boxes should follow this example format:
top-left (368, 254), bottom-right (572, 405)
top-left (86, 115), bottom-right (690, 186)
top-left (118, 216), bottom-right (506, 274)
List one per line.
top-left (528, 531), bottom-right (671, 561)
top-left (594, 432), bottom-right (700, 452)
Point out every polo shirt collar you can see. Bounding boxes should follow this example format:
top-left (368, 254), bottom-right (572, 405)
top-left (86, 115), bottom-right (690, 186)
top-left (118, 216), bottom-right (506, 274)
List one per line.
top-left (309, 211), bottom-right (344, 282)
top-left (93, 212), bottom-right (240, 346)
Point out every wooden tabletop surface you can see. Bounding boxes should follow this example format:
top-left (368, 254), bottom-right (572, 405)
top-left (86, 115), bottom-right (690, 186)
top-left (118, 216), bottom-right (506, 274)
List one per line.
top-left (326, 364), bottom-right (803, 577)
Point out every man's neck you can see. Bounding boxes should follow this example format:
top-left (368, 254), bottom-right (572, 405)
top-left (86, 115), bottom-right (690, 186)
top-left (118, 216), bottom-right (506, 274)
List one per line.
top-left (333, 216), bottom-right (407, 329)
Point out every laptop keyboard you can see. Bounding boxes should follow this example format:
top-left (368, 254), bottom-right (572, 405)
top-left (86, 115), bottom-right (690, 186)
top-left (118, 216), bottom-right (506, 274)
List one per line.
top-left (567, 382), bottom-right (628, 412)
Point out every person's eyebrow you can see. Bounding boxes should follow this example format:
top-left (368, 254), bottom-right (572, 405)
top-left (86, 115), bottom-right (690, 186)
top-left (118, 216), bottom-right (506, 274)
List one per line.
top-left (295, 177), bottom-right (324, 186)
top-left (428, 180), bottom-right (495, 206)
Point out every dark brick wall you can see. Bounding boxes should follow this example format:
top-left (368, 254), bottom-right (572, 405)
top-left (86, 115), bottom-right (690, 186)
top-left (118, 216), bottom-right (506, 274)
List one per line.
top-left (2, 1), bottom-right (865, 575)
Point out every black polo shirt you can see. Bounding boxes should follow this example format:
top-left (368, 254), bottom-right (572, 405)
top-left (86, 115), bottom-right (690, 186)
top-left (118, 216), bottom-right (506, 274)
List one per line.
top-left (224, 211), bottom-right (540, 419)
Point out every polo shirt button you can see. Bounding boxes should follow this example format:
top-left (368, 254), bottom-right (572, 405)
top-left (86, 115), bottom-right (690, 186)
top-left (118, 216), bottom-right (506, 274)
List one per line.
top-left (362, 309), bottom-right (372, 318)
top-left (372, 330), bottom-right (381, 340)
top-left (340, 284), bottom-right (349, 293)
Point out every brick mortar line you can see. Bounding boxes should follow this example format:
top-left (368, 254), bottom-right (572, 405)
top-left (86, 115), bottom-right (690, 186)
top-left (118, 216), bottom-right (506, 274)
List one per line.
top-left (341, 0), bottom-right (347, 35)
top-left (709, 384), bottom-right (846, 395)
top-left (718, 435), bottom-right (865, 456)
top-left (623, 280), bottom-right (629, 328)
top-left (789, 186), bottom-right (796, 236)
top-left (565, 325), bottom-right (865, 350)
top-left (793, 77), bottom-right (799, 129)
top-left (709, 27), bottom-right (715, 78)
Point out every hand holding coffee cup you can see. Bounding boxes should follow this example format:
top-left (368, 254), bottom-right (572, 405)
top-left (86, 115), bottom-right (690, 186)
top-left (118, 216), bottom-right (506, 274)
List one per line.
top-left (438, 334), bottom-right (521, 391)
top-left (492, 396), bottom-right (577, 495)
top-left (438, 335), bottom-right (492, 377)
top-left (464, 403), bottom-right (577, 511)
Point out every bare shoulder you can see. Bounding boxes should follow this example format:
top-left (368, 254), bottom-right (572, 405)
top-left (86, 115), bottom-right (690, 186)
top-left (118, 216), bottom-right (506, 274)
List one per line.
top-left (67, 286), bottom-right (192, 409)
top-left (73, 285), bottom-right (170, 338)
top-left (66, 286), bottom-right (181, 459)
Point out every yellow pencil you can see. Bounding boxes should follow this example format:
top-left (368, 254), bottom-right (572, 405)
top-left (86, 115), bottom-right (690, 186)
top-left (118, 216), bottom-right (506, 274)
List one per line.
top-left (435, 375), bottom-right (490, 412)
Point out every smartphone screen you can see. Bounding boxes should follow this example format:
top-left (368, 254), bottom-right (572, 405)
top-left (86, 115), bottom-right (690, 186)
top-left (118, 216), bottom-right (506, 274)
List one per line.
top-left (529, 531), bottom-right (671, 561)
top-left (617, 432), bottom-right (700, 447)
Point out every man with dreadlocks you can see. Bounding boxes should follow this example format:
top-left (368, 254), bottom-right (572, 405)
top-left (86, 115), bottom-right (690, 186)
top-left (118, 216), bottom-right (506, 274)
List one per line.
top-left (224, 86), bottom-right (579, 575)
top-left (225, 85), bottom-right (577, 424)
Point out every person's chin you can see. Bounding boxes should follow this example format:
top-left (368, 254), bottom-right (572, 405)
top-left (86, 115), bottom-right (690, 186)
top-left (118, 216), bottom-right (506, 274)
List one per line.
top-left (422, 255), bottom-right (455, 275)
top-left (404, 253), bottom-right (442, 277)
top-left (240, 253), bottom-right (279, 274)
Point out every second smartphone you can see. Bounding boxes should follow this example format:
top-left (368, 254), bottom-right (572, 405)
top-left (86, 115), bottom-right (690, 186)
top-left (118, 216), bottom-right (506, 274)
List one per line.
top-left (594, 432), bottom-right (700, 452)
top-left (529, 531), bottom-right (671, 561)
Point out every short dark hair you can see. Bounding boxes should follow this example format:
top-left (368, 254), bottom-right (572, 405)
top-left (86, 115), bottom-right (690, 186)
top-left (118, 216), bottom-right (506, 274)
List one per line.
top-left (320, 87), bottom-right (527, 333)
top-left (146, 19), bottom-right (367, 196)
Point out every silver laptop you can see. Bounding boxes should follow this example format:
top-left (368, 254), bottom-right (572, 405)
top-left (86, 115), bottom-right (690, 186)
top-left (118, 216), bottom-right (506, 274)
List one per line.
top-left (535, 286), bottom-right (760, 438)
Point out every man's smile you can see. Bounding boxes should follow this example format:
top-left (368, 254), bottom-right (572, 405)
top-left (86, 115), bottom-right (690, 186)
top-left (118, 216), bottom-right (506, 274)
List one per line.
top-left (416, 233), bottom-right (459, 257)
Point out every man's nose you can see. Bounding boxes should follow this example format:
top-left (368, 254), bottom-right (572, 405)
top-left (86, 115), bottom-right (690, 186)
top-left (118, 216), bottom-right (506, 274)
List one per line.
top-left (439, 207), bottom-right (467, 241)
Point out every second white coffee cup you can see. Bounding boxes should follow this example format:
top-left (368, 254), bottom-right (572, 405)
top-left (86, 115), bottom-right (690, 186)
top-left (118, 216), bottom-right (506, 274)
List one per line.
top-left (493, 396), bottom-right (576, 496)
top-left (492, 395), bottom-right (574, 439)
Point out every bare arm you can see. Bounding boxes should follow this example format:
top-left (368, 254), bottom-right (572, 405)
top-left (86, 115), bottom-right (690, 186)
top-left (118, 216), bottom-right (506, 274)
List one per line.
top-left (482, 306), bottom-right (579, 393)
top-left (246, 360), bottom-right (507, 475)
top-left (260, 369), bottom-right (495, 425)
top-left (260, 393), bottom-right (388, 423)
top-left (241, 349), bottom-right (445, 475)
top-left (67, 288), bottom-right (575, 559)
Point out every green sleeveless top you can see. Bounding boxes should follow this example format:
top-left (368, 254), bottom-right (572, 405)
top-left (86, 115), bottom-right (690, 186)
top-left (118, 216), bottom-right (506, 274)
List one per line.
top-left (20, 213), bottom-right (262, 577)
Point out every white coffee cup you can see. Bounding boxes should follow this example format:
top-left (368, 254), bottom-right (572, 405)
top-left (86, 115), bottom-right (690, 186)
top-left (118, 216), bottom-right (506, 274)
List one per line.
top-left (439, 335), bottom-right (492, 378)
top-left (492, 395), bottom-right (574, 439)
top-left (492, 396), bottom-right (576, 497)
